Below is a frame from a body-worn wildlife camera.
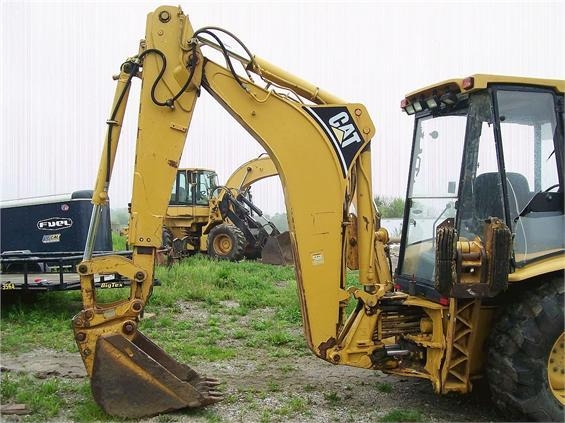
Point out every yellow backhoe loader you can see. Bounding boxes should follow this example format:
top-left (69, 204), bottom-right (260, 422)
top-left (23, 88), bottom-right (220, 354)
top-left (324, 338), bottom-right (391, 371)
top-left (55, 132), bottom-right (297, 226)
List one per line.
top-left (163, 154), bottom-right (290, 263)
top-left (74, 5), bottom-right (563, 421)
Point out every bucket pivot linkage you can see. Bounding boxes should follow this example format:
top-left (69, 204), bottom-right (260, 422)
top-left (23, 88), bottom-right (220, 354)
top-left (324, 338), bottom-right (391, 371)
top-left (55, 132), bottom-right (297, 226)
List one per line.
top-left (74, 301), bottom-right (222, 418)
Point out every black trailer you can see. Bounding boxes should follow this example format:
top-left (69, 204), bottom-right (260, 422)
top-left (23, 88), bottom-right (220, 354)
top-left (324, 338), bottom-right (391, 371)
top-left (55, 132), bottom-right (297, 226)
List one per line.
top-left (0, 251), bottom-right (130, 292)
top-left (0, 190), bottom-right (129, 292)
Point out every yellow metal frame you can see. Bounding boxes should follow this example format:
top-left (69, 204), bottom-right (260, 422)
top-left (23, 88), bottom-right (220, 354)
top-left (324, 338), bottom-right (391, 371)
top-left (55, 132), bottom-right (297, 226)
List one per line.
top-left (75, 5), bottom-right (390, 377)
top-left (509, 255), bottom-right (565, 282)
top-left (74, 6), bottom-right (563, 417)
top-left (223, 155), bottom-right (277, 191)
top-left (404, 74), bottom-right (565, 103)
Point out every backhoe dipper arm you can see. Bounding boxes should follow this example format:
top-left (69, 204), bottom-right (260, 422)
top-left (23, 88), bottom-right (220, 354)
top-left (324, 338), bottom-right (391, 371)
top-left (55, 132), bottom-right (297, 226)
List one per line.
top-left (74, 5), bottom-right (392, 418)
top-left (201, 59), bottom-right (391, 363)
top-left (225, 155), bottom-right (278, 192)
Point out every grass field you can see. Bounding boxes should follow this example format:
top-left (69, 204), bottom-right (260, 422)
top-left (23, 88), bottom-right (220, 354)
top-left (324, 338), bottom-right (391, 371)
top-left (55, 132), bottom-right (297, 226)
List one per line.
top-left (0, 256), bottom-right (307, 421)
top-left (1, 253), bottom-right (497, 422)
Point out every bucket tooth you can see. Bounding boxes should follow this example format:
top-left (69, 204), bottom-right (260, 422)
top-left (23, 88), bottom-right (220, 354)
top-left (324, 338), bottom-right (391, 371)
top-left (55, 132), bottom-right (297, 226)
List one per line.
top-left (90, 331), bottom-right (222, 418)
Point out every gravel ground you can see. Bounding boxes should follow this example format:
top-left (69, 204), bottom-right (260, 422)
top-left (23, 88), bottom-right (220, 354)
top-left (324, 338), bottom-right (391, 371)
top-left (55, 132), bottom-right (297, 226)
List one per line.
top-left (0, 246), bottom-right (509, 422)
top-left (1, 346), bottom-right (506, 422)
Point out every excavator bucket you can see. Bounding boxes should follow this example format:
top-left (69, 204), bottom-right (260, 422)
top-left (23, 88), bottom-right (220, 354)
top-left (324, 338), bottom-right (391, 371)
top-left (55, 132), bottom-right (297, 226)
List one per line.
top-left (90, 331), bottom-right (222, 418)
top-left (261, 231), bottom-right (294, 265)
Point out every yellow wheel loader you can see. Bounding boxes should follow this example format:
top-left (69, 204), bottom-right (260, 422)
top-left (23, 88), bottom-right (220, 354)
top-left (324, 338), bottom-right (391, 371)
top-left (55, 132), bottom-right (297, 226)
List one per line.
top-left (74, 5), bottom-right (564, 420)
top-left (163, 155), bottom-right (288, 263)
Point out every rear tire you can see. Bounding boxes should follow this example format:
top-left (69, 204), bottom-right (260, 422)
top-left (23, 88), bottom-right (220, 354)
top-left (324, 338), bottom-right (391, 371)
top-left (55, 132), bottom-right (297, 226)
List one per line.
top-left (486, 275), bottom-right (564, 421)
top-left (207, 224), bottom-right (246, 261)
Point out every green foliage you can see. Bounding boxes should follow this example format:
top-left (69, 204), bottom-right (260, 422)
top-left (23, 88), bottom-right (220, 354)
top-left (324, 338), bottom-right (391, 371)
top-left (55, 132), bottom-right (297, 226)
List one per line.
top-left (0, 373), bottom-right (103, 422)
top-left (380, 409), bottom-right (423, 422)
top-left (263, 198), bottom-right (405, 227)
top-left (303, 384), bottom-right (316, 392)
top-left (264, 196), bottom-right (405, 227)
top-left (267, 381), bottom-right (281, 392)
top-left (324, 391), bottom-right (342, 405)
top-left (69, 385), bottom-right (113, 422)
top-left (376, 381), bottom-right (393, 393)
top-left (153, 255), bottom-right (296, 310)
top-left (374, 196), bottom-right (405, 218)
top-left (110, 208), bottom-right (129, 226)
top-left (264, 212), bottom-right (289, 232)
top-left (111, 232), bottom-right (127, 251)
top-left (0, 292), bottom-right (82, 353)
top-left (275, 396), bottom-right (310, 417)
top-left (0, 256), bottom-right (379, 421)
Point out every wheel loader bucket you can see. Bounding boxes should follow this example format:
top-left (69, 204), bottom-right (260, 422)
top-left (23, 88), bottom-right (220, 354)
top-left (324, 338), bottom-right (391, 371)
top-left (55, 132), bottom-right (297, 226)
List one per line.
top-left (90, 331), bottom-right (221, 418)
top-left (261, 231), bottom-right (294, 265)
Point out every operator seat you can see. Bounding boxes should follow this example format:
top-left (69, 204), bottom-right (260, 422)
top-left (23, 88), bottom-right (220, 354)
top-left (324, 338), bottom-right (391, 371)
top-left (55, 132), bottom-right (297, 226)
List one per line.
top-left (474, 173), bottom-right (504, 220)
top-left (474, 171), bottom-right (531, 223)
top-left (505, 172), bottom-right (531, 219)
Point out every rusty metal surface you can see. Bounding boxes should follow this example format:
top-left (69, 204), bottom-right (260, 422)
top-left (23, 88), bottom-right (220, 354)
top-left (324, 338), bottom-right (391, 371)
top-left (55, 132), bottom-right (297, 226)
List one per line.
top-left (434, 217), bottom-right (512, 299)
top-left (91, 332), bottom-right (221, 418)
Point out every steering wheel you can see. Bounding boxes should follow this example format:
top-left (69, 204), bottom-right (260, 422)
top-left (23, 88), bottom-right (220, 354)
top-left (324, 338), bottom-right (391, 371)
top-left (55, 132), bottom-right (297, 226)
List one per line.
top-left (544, 184), bottom-right (560, 192)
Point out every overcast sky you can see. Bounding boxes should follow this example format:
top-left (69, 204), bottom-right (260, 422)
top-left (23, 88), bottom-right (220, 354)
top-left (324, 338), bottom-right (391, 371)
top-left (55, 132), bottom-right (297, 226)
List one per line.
top-left (1, 0), bottom-right (563, 214)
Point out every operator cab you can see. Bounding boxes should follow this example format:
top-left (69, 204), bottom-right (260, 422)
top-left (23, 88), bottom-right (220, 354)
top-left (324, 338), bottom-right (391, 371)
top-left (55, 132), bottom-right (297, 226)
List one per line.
top-left (169, 169), bottom-right (219, 206)
top-left (396, 75), bottom-right (564, 301)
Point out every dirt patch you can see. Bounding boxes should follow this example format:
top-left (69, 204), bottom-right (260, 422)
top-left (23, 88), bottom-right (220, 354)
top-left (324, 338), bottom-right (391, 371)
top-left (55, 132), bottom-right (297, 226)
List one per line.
top-left (198, 356), bottom-right (502, 422)
top-left (1, 347), bottom-right (504, 422)
top-left (1, 349), bottom-right (86, 379)
top-left (0, 251), bottom-right (512, 422)
top-left (0, 273), bottom-right (505, 422)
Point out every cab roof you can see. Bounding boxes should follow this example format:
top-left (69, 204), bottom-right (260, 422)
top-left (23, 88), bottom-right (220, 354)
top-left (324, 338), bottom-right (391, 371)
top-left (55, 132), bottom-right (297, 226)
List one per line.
top-left (404, 74), bottom-right (564, 102)
top-left (178, 168), bottom-right (216, 173)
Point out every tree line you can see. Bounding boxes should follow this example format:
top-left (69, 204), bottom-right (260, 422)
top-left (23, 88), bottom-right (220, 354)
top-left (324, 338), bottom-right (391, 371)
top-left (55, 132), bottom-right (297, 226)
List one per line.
top-left (110, 196), bottom-right (405, 232)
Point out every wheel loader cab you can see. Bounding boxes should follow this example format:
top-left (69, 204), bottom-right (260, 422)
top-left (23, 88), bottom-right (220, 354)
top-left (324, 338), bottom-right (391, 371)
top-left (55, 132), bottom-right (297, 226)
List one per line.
top-left (170, 169), bottom-right (219, 207)
top-left (163, 160), bottom-right (285, 261)
top-left (397, 76), bottom-right (564, 300)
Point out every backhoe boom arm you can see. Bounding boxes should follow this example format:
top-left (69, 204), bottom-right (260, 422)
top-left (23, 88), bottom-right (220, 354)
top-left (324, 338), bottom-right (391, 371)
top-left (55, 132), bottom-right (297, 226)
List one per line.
top-left (74, 5), bottom-right (393, 417)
